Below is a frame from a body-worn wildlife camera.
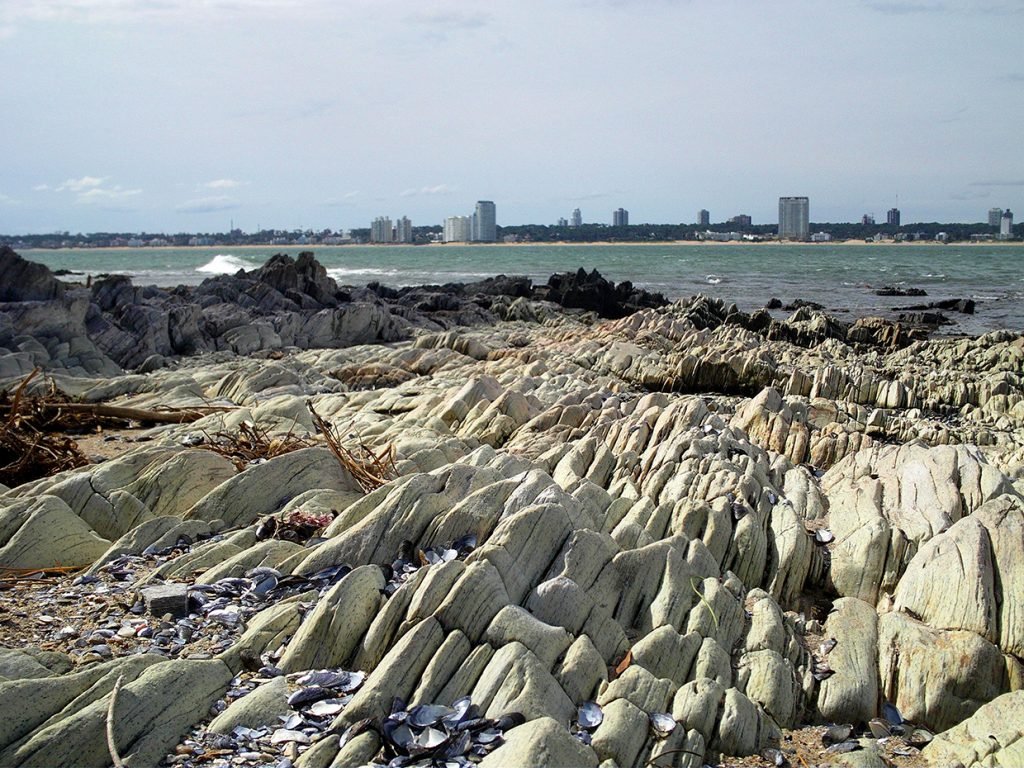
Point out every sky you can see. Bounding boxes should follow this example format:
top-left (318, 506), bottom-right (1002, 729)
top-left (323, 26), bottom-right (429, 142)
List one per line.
top-left (1, 0), bottom-right (1023, 234)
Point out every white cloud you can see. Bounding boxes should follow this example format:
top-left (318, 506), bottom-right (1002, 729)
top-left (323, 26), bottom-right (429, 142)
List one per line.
top-left (0, 193), bottom-right (20, 206)
top-left (75, 186), bottom-right (142, 204)
top-left (32, 183), bottom-right (50, 191)
top-left (400, 184), bottom-right (455, 197)
top-left (203, 178), bottom-right (242, 189)
top-left (56, 175), bottom-right (106, 193)
top-left (176, 195), bottom-right (239, 213)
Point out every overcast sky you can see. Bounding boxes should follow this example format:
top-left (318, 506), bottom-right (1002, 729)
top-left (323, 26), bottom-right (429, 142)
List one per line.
top-left (1, 0), bottom-right (1022, 234)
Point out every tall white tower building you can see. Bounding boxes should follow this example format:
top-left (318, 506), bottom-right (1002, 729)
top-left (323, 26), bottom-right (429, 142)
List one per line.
top-left (778, 197), bottom-right (809, 240)
top-left (471, 201), bottom-right (497, 242)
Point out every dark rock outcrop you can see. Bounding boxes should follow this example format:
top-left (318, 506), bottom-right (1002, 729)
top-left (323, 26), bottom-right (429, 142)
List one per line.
top-left (536, 268), bottom-right (668, 319)
top-left (0, 246), bottom-right (66, 302)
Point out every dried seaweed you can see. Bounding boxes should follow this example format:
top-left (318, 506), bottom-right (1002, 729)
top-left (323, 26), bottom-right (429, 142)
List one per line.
top-left (306, 400), bottom-right (397, 493)
top-left (197, 421), bottom-right (313, 471)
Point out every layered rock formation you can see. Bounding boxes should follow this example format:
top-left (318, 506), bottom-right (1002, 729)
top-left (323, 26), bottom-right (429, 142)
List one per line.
top-left (1, 250), bottom-right (1022, 767)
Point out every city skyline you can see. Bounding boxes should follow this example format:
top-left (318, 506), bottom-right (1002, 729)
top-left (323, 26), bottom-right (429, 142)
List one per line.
top-left (1, 1), bottom-right (1021, 235)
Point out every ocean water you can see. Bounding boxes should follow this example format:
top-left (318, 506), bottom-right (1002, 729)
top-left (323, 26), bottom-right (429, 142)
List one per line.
top-left (21, 243), bottom-right (1024, 335)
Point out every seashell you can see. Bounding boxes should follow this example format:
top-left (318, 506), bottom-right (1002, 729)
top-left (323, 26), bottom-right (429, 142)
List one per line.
top-left (574, 731), bottom-right (593, 745)
top-left (414, 726), bottom-right (449, 750)
top-left (815, 529), bottom-right (834, 544)
top-left (761, 747), bottom-right (787, 767)
top-left (577, 701), bottom-right (604, 730)
top-left (270, 728), bottom-right (310, 745)
top-left (906, 728), bottom-right (933, 747)
top-left (408, 703), bottom-right (456, 728)
top-left (648, 712), bottom-right (676, 738)
top-left (825, 740), bottom-right (861, 754)
top-left (309, 698), bottom-right (348, 717)
top-left (867, 718), bottom-right (891, 739)
top-left (453, 534), bottom-right (477, 553)
top-left (443, 696), bottom-right (473, 726)
top-left (822, 724), bottom-right (853, 745)
top-left (492, 712), bottom-right (525, 731)
top-left (819, 637), bottom-right (837, 656)
top-left (476, 728), bottom-right (503, 745)
top-left (812, 663), bottom-right (835, 682)
top-left (287, 686), bottom-right (332, 708)
top-left (296, 669), bottom-right (365, 692)
top-left (443, 729), bottom-right (473, 758)
top-left (767, 490), bottom-right (778, 505)
top-left (337, 717), bottom-right (375, 749)
top-left (882, 701), bottom-right (903, 725)
top-left (383, 720), bottom-right (415, 751)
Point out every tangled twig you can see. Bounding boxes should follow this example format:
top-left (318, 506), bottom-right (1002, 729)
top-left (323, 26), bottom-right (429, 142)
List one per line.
top-left (306, 400), bottom-right (396, 493)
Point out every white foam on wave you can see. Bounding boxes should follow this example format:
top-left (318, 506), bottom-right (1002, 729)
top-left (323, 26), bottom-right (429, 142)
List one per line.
top-left (705, 274), bottom-right (722, 284)
top-left (196, 254), bottom-right (259, 274)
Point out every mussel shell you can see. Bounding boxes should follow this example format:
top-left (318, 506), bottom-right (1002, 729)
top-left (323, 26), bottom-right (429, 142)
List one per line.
top-left (476, 728), bottom-right (503, 745)
top-left (761, 747), bottom-right (787, 767)
top-left (408, 703), bottom-right (456, 728)
top-left (577, 701), bottom-right (604, 730)
top-left (907, 728), bottom-right (933, 747)
top-left (308, 697), bottom-right (348, 717)
top-left (825, 740), bottom-right (861, 754)
top-left (648, 712), bottom-right (676, 738)
top-left (443, 696), bottom-right (473, 726)
top-left (867, 718), bottom-right (891, 739)
top-left (492, 712), bottom-right (526, 731)
top-left (882, 701), bottom-right (903, 725)
top-left (823, 724), bottom-right (853, 745)
top-left (287, 686), bottom-right (332, 708)
top-left (269, 728), bottom-right (310, 745)
top-left (453, 534), bottom-right (477, 552)
top-left (815, 529), bottom-right (835, 544)
top-left (443, 729), bottom-right (473, 758)
top-left (413, 726), bottom-right (449, 750)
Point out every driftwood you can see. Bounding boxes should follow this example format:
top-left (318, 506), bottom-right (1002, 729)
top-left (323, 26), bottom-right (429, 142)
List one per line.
top-left (306, 400), bottom-right (397, 493)
top-left (106, 674), bottom-right (126, 768)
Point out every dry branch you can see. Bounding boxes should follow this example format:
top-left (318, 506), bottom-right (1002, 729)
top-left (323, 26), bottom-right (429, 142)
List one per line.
top-left (306, 400), bottom-right (397, 493)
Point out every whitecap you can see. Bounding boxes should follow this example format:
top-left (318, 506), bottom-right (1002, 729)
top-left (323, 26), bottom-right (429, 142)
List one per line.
top-left (197, 254), bottom-right (259, 274)
top-left (705, 275), bottom-right (722, 284)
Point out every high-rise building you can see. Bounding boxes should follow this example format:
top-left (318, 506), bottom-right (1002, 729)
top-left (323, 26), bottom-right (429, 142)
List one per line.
top-left (570, 208), bottom-right (582, 227)
top-left (613, 208), bottom-right (629, 226)
top-left (557, 217), bottom-right (568, 227)
top-left (989, 208), bottom-right (1004, 228)
top-left (370, 216), bottom-right (393, 243)
top-left (1001, 210), bottom-right (1014, 238)
top-left (862, 213), bottom-right (876, 226)
top-left (727, 214), bottom-right (752, 228)
top-left (698, 209), bottom-right (710, 227)
top-left (395, 216), bottom-right (413, 243)
top-left (444, 215), bottom-right (472, 243)
top-left (471, 200), bottom-right (496, 242)
top-left (887, 208), bottom-right (901, 227)
top-left (778, 197), bottom-right (809, 240)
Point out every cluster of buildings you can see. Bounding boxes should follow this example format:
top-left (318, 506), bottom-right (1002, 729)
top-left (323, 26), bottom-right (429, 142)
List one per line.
top-left (369, 215), bottom-right (413, 243)
top-left (442, 201), bottom-right (497, 243)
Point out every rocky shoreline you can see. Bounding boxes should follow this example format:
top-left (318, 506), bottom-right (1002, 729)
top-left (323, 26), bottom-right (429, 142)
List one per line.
top-left (1, 247), bottom-right (1023, 767)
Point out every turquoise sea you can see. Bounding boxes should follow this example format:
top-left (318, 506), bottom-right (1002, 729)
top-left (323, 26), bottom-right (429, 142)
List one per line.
top-left (21, 243), bottom-right (1024, 335)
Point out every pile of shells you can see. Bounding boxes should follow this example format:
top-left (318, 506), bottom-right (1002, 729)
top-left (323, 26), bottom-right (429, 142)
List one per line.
top-left (384, 535), bottom-right (477, 596)
top-left (168, 666), bottom-right (367, 767)
top-left (368, 697), bottom-right (524, 767)
top-left (819, 703), bottom-right (934, 759)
